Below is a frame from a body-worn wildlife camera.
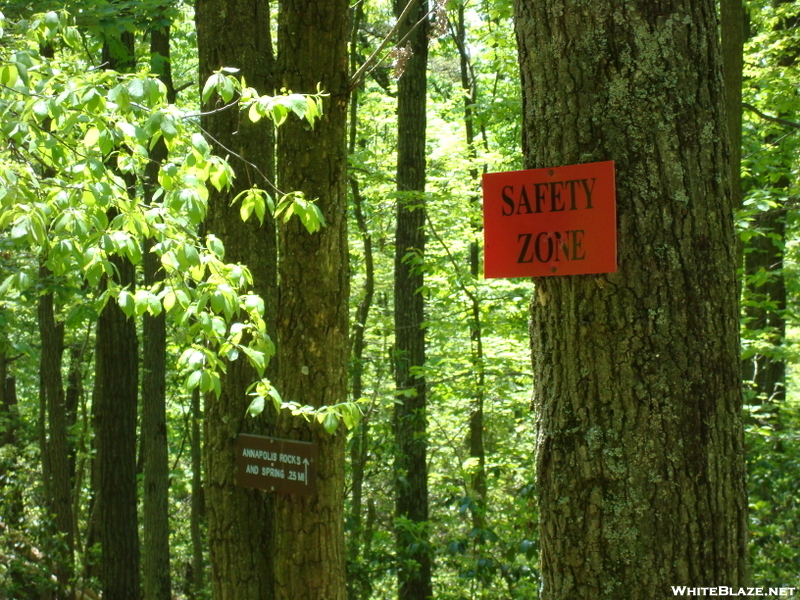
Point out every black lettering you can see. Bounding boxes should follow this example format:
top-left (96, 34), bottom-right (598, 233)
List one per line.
top-left (501, 186), bottom-right (515, 216)
top-left (534, 232), bottom-right (554, 262)
top-left (566, 180), bottom-right (580, 210)
top-left (517, 185), bottom-right (533, 214)
top-left (581, 178), bottom-right (596, 209)
top-left (549, 181), bottom-right (564, 211)
top-left (568, 230), bottom-right (585, 260)
top-left (534, 182), bottom-right (547, 213)
top-left (517, 233), bottom-right (533, 263)
top-left (553, 231), bottom-right (569, 261)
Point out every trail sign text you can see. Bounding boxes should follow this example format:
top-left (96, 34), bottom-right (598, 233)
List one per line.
top-left (236, 433), bottom-right (317, 496)
top-left (482, 160), bottom-right (617, 277)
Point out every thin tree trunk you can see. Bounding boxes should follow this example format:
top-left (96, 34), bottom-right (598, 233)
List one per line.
top-left (141, 22), bottom-right (174, 600)
top-left (65, 343), bottom-right (82, 486)
top-left (38, 268), bottom-right (76, 600)
top-left (721, 0), bottom-right (744, 212)
top-left (189, 387), bottom-right (204, 600)
top-left (453, 1), bottom-right (488, 524)
top-left (273, 1), bottom-right (350, 597)
top-left (348, 176), bottom-right (374, 600)
top-left (0, 353), bottom-right (23, 524)
top-left (514, 0), bottom-right (749, 597)
top-left (392, 1), bottom-right (432, 598)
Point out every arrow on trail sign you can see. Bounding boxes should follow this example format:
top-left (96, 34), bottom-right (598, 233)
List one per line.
top-left (236, 433), bottom-right (317, 496)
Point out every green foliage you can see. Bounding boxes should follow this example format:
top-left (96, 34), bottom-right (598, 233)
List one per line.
top-left (0, 9), bottom-right (338, 422)
top-left (746, 401), bottom-right (800, 589)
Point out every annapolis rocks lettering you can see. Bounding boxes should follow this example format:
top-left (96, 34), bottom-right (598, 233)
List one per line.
top-left (235, 433), bottom-right (317, 496)
top-left (482, 160), bottom-right (617, 278)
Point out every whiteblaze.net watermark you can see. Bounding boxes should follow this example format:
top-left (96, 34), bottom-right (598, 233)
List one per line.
top-left (672, 587), bottom-right (797, 597)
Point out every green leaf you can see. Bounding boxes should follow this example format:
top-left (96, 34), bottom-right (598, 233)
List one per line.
top-left (32, 101), bottom-right (49, 119)
top-left (118, 290), bottom-right (135, 317)
top-left (128, 78), bottom-right (145, 101)
top-left (0, 64), bottom-right (18, 87)
top-left (248, 101), bottom-right (262, 123)
top-left (191, 132), bottom-right (211, 157)
top-left (160, 115), bottom-right (178, 140)
top-left (247, 395), bottom-right (265, 417)
top-left (323, 410), bottom-right (340, 435)
top-left (185, 370), bottom-right (202, 391)
top-left (287, 94), bottom-right (307, 119)
top-left (0, 274), bottom-right (14, 296)
top-left (83, 127), bottom-right (101, 147)
top-left (163, 290), bottom-right (176, 312)
top-left (43, 11), bottom-right (59, 27)
top-left (63, 26), bottom-right (81, 50)
top-left (206, 235), bottom-right (225, 259)
top-left (240, 193), bottom-right (255, 222)
top-left (241, 346), bottom-right (266, 376)
top-left (201, 74), bottom-right (220, 104)
top-left (219, 76), bottom-right (235, 103)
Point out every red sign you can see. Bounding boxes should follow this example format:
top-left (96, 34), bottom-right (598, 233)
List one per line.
top-left (482, 161), bottom-right (616, 278)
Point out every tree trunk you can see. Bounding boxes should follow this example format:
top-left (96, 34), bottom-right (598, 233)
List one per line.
top-left (273, 1), bottom-right (350, 598)
top-left (195, 0), bottom-right (277, 598)
top-left (92, 31), bottom-right (142, 600)
top-left (348, 175), bottom-right (374, 600)
top-left (93, 250), bottom-right (141, 600)
top-left (721, 0), bottom-right (744, 212)
top-left (38, 269), bottom-right (75, 600)
top-left (514, 1), bottom-right (749, 597)
top-left (453, 0), bottom-right (488, 525)
top-left (189, 387), bottom-right (204, 600)
top-left (392, 1), bottom-right (432, 598)
top-left (0, 354), bottom-right (23, 525)
top-left (141, 22), bottom-right (174, 600)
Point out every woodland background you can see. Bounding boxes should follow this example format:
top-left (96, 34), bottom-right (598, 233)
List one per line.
top-left (0, 0), bottom-right (798, 599)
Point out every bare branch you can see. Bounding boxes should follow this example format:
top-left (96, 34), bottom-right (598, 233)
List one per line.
top-left (348, 0), bottom-right (420, 92)
top-left (743, 102), bottom-right (800, 130)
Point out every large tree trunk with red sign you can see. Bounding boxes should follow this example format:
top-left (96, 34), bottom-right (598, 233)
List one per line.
top-left (195, 0), bottom-right (277, 598)
top-left (513, 1), bottom-right (749, 598)
top-left (272, 0), bottom-right (350, 598)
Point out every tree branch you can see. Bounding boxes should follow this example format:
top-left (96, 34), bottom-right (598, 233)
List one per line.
top-left (347, 0), bottom-right (420, 92)
top-left (743, 102), bottom-right (800, 130)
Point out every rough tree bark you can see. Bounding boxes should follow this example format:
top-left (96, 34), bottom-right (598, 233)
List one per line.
top-left (92, 31), bottom-right (141, 600)
top-left (38, 271), bottom-right (75, 600)
top-left (392, 1), bottom-right (432, 599)
top-left (93, 251), bottom-right (141, 600)
top-left (273, 0), bottom-right (350, 597)
top-left (514, 1), bottom-right (749, 598)
top-left (195, 0), bottom-right (277, 598)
